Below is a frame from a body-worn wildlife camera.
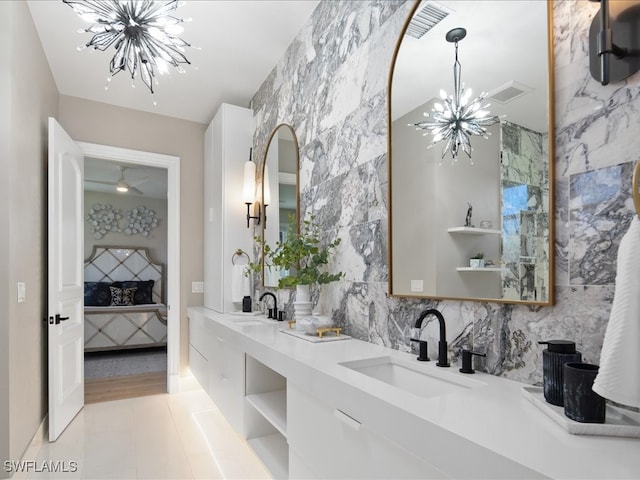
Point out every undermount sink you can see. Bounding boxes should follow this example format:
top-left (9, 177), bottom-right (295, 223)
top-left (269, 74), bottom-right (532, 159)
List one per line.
top-left (339, 356), bottom-right (485, 399)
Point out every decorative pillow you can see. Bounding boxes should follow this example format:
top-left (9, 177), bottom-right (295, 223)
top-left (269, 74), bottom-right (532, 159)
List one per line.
top-left (84, 282), bottom-right (112, 306)
top-left (112, 280), bottom-right (155, 304)
top-left (109, 286), bottom-right (137, 306)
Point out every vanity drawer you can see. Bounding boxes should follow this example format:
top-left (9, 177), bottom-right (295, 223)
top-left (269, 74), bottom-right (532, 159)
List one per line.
top-left (287, 382), bottom-right (446, 479)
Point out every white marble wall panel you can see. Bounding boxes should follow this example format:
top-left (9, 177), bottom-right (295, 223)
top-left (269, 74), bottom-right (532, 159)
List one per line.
top-left (251, 0), bottom-right (640, 389)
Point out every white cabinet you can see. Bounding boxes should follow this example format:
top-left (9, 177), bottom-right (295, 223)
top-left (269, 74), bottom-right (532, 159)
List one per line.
top-left (287, 382), bottom-right (445, 479)
top-left (188, 310), bottom-right (211, 391)
top-left (188, 310), bottom-right (245, 433)
top-left (206, 321), bottom-right (245, 433)
top-left (245, 355), bottom-right (288, 479)
top-left (203, 103), bottom-right (253, 313)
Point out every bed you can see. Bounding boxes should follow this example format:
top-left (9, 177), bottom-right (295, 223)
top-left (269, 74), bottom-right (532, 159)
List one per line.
top-left (84, 246), bottom-right (167, 352)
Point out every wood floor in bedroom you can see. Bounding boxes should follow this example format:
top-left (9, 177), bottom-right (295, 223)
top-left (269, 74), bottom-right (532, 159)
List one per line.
top-left (85, 371), bottom-right (167, 404)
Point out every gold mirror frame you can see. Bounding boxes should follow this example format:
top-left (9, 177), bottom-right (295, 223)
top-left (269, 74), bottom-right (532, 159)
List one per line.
top-left (260, 123), bottom-right (300, 288)
top-left (387, 0), bottom-right (555, 305)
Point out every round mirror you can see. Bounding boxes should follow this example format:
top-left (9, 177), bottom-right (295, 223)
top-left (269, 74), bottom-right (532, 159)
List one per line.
top-left (261, 124), bottom-right (300, 287)
top-left (388, 1), bottom-right (554, 304)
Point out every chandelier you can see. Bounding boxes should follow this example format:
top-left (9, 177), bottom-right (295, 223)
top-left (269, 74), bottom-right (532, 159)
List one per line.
top-left (64, 0), bottom-right (192, 97)
top-left (412, 27), bottom-right (500, 163)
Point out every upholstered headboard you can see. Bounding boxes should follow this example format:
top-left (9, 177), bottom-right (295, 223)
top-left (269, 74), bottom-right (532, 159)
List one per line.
top-left (84, 246), bottom-right (164, 304)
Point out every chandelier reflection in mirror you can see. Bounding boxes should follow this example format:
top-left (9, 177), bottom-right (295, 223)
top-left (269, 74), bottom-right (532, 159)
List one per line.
top-left (63, 0), bottom-right (192, 99)
top-left (412, 27), bottom-right (500, 164)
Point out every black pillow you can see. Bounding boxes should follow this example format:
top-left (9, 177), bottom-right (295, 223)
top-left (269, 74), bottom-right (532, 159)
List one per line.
top-left (84, 282), bottom-right (112, 306)
top-left (112, 280), bottom-right (155, 304)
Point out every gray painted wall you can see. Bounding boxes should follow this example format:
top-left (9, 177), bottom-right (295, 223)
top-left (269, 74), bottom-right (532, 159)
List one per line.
top-left (59, 95), bottom-right (206, 376)
top-left (0, 2), bottom-right (59, 475)
top-left (84, 191), bottom-right (168, 268)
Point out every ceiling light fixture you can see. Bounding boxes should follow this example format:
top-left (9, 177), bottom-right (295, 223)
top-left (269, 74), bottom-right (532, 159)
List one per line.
top-left (412, 27), bottom-right (500, 163)
top-left (63, 0), bottom-right (193, 100)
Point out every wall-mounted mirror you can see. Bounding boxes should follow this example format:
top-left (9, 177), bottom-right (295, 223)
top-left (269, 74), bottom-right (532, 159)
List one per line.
top-left (261, 124), bottom-right (300, 287)
top-left (388, 1), bottom-right (554, 305)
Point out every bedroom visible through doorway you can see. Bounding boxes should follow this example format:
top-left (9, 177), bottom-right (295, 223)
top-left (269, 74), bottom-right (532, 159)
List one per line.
top-left (83, 158), bottom-right (168, 403)
top-left (78, 142), bottom-right (181, 399)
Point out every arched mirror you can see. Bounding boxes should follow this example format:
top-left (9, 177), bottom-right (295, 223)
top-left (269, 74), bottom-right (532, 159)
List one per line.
top-left (261, 124), bottom-right (300, 287)
top-left (388, 1), bottom-right (554, 305)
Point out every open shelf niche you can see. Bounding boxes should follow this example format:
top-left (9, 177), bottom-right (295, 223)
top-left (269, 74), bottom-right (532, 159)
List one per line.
top-left (245, 355), bottom-right (288, 479)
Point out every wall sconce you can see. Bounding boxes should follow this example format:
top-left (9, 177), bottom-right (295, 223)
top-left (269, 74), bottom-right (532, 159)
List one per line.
top-left (243, 148), bottom-right (261, 228)
top-left (589, 0), bottom-right (640, 85)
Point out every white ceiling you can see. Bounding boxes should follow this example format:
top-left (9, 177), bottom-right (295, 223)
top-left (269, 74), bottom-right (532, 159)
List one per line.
top-left (27, 0), bottom-right (319, 125)
top-left (27, 0), bottom-right (319, 197)
top-left (84, 157), bottom-right (168, 199)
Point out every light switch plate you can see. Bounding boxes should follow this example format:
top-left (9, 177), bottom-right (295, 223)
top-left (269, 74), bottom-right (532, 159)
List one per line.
top-left (410, 280), bottom-right (423, 293)
top-left (192, 281), bottom-right (204, 293)
top-left (17, 282), bottom-right (26, 303)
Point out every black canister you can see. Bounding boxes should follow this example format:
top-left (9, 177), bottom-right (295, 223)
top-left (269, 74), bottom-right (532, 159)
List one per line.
top-left (242, 295), bottom-right (252, 313)
top-left (538, 340), bottom-right (582, 406)
top-left (563, 363), bottom-right (606, 423)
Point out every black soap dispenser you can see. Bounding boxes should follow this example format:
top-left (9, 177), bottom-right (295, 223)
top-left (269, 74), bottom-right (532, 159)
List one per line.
top-left (242, 295), bottom-right (252, 313)
top-left (538, 340), bottom-right (582, 406)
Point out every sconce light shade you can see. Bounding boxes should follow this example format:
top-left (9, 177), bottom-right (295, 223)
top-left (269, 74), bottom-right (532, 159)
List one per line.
top-left (243, 159), bottom-right (256, 204)
top-left (243, 148), bottom-right (261, 228)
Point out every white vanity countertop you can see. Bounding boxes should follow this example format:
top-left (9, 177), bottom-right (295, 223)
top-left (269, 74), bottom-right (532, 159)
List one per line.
top-left (188, 307), bottom-right (640, 479)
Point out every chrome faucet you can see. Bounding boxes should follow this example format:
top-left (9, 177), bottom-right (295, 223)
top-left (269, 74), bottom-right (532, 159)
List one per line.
top-left (414, 308), bottom-right (449, 367)
top-left (259, 291), bottom-right (278, 319)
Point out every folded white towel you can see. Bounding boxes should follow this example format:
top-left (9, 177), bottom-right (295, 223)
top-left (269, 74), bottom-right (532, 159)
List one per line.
top-left (592, 216), bottom-right (640, 408)
top-left (231, 264), bottom-right (250, 303)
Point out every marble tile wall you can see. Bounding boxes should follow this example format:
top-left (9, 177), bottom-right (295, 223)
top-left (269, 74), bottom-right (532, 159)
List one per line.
top-left (500, 121), bottom-right (549, 302)
top-left (251, 0), bottom-right (640, 387)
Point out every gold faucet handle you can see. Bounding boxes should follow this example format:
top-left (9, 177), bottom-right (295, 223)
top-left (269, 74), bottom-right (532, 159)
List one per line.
top-left (287, 320), bottom-right (296, 329)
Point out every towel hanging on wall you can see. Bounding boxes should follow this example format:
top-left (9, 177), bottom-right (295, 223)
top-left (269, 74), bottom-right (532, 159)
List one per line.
top-left (231, 249), bottom-right (251, 303)
top-left (592, 162), bottom-right (640, 408)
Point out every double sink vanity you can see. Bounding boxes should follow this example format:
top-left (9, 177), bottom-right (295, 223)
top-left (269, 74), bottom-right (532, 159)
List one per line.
top-left (187, 306), bottom-right (639, 480)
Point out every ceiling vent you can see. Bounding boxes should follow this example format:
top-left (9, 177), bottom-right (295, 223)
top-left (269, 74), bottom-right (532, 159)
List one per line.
top-left (406, 2), bottom-right (451, 39)
top-left (487, 81), bottom-right (534, 104)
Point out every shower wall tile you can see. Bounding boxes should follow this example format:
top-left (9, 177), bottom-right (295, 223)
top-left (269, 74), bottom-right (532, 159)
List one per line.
top-left (251, 0), bottom-right (640, 386)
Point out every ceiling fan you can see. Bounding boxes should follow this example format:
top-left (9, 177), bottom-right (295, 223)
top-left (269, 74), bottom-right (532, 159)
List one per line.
top-left (85, 165), bottom-right (148, 195)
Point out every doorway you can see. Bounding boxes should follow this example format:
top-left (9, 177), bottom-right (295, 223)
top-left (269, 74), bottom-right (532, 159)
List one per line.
top-left (78, 142), bottom-right (181, 395)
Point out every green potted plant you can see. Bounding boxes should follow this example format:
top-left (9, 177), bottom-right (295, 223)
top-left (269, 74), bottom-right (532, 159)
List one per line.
top-left (263, 214), bottom-right (343, 318)
top-left (469, 252), bottom-right (485, 268)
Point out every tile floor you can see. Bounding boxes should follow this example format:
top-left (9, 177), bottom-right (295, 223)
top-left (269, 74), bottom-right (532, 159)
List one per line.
top-left (17, 375), bottom-right (272, 479)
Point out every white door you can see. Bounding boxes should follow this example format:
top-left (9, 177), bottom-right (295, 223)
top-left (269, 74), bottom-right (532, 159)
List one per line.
top-left (48, 118), bottom-right (84, 441)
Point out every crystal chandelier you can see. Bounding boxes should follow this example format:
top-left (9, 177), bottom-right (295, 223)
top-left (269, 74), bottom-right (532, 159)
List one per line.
top-left (412, 27), bottom-right (500, 163)
top-left (64, 0), bottom-right (192, 97)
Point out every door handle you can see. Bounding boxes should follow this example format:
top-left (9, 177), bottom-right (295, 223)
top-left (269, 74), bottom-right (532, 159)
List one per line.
top-left (51, 314), bottom-right (70, 325)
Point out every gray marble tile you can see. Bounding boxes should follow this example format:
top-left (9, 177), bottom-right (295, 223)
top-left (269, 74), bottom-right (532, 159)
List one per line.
top-left (569, 162), bottom-right (636, 285)
top-left (250, 0), bottom-right (640, 392)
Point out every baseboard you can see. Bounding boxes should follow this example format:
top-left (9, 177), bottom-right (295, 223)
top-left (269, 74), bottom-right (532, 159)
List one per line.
top-left (10, 415), bottom-right (48, 479)
top-left (168, 373), bottom-right (180, 393)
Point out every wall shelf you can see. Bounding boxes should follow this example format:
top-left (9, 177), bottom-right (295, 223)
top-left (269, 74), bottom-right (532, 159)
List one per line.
top-left (448, 226), bottom-right (501, 235)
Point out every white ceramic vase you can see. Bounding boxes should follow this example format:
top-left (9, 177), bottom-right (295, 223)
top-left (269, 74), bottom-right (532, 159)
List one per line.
top-left (293, 284), bottom-right (313, 324)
